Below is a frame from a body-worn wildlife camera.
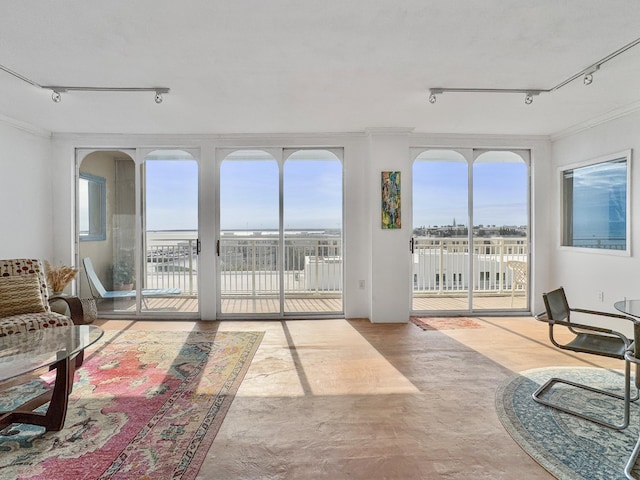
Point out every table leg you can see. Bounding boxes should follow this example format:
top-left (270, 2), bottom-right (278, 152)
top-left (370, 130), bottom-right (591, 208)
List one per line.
top-left (0, 354), bottom-right (76, 432)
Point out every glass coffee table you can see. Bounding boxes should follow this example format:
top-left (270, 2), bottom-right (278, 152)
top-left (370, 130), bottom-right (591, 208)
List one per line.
top-left (615, 300), bottom-right (640, 319)
top-left (0, 325), bottom-right (103, 431)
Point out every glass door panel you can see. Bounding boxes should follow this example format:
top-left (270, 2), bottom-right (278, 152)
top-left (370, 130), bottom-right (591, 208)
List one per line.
top-left (283, 150), bottom-right (343, 314)
top-left (143, 151), bottom-right (199, 314)
top-left (78, 150), bottom-right (137, 315)
top-left (412, 150), bottom-right (469, 312)
top-left (219, 151), bottom-right (279, 315)
top-left (472, 151), bottom-right (528, 310)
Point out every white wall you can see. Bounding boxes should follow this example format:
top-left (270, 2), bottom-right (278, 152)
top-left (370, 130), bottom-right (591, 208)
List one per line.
top-left (551, 109), bottom-right (640, 334)
top-left (0, 118), bottom-right (52, 259)
top-left (366, 129), bottom-right (415, 323)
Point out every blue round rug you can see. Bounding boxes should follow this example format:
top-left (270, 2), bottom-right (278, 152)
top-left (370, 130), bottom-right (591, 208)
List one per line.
top-left (496, 367), bottom-right (640, 480)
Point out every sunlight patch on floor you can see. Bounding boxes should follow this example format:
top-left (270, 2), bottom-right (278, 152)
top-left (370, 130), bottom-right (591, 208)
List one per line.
top-left (236, 320), bottom-right (420, 397)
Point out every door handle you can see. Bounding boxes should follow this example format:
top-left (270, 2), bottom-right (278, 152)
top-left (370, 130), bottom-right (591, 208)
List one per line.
top-left (216, 239), bottom-right (220, 256)
top-left (409, 237), bottom-right (415, 254)
top-left (196, 239), bottom-right (201, 254)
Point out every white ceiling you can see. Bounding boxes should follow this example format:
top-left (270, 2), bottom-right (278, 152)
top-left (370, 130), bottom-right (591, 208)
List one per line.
top-left (1, 0), bottom-right (640, 136)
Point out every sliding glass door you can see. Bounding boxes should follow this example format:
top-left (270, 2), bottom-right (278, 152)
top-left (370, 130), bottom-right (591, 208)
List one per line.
top-left (78, 150), bottom-right (137, 315)
top-left (283, 150), bottom-right (343, 314)
top-left (143, 150), bottom-right (199, 314)
top-left (472, 151), bottom-right (528, 311)
top-left (219, 151), bottom-right (280, 315)
top-left (218, 149), bottom-right (343, 317)
top-left (77, 149), bottom-right (199, 317)
top-left (78, 146), bottom-right (342, 319)
top-left (411, 148), bottom-right (529, 314)
top-left (412, 150), bottom-right (469, 312)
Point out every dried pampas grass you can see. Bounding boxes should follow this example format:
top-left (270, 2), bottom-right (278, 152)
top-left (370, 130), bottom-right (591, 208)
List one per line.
top-left (45, 261), bottom-right (78, 293)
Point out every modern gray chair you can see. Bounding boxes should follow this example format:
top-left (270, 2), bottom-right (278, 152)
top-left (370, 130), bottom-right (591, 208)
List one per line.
top-left (624, 315), bottom-right (640, 479)
top-left (533, 287), bottom-right (639, 430)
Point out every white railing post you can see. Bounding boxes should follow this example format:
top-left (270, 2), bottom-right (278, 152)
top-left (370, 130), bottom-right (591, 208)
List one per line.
top-left (498, 238), bottom-right (505, 294)
top-left (188, 239), bottom-right (194, 295)
top-left (314, 241), bottom-right (319, 294)
top-left (251, 240), bottom-right (256, 297)
top-left (438, 241), bottom-right (444, 294)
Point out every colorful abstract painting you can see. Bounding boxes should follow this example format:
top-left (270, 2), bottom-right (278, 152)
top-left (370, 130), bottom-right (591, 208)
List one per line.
top-left (381, 171), bottom-right (401, 229)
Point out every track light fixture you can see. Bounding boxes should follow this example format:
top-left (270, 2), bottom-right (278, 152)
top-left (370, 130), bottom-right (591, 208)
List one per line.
top-left (41, 86), bottom-right (171, 104)
top-left (428, 87), bottom-right (542, 105)
top-left (427, 36), bottom-right (640, 105)
top-left (524, 91), bottom-right (540, 105)
top-left (0, 63), bottom-right (170, 104)
top-left (583, 65), bottom-right (599, 85)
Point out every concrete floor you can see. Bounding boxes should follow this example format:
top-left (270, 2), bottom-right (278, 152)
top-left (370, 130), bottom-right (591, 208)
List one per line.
top-left (94, 316), bottom-right (623, 479)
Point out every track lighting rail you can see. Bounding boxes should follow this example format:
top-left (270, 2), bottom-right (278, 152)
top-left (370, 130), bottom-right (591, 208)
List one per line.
top-left (429, 36), bottom-right (640, 104)
top-left (0, 64), bottom-right (169, 103)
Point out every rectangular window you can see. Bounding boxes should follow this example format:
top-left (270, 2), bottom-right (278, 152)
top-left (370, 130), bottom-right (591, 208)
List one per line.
top-left (561, 150), bottom-right (631, 254)
top-left (79, 172), bottom-right (106, 241)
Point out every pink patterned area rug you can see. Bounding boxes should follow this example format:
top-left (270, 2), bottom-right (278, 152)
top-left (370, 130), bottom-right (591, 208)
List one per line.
top-left (410, 316), bottom-right (484, 330)
top-left (0, 329), bottom-right (264, 480)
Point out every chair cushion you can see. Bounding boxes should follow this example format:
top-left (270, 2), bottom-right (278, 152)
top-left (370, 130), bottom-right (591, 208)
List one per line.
top-left (0, 273), bottom-right (46, 318)
top-left (0, 259), bottom-right (51, 312)
top-left (0, 312), bottom-right (72, 337)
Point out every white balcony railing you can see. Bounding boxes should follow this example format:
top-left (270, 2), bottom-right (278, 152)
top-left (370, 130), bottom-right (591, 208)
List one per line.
top-left (142, 234), bottom-right (527, 297)
top-left (412, 236), bottom-right (528, 294)
top-left (145, 238), bottom-right (199, 294)
top-left (218, 236), bottom-right (342, 296)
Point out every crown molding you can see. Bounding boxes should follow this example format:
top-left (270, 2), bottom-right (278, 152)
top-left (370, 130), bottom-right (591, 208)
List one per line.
top-left (52, 131), bottom-right (367, 141)
top-left (550, 100), bottom-right (640, 142)
top-left (365, 127), bottom-right (415, 136)
top-left (409, 132), bottom-right (550, 149)
top-left (0, 113), bottom-right (51, 138)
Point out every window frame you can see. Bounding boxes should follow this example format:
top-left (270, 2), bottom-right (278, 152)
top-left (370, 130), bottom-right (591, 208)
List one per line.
top-left (559, 149), bottom-right (631, 256)
top-left (79, 172), bottom-right (107, 242)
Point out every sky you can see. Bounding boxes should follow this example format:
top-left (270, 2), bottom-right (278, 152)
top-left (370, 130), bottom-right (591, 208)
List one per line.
top-left (220, 159), bottom-right (343, 230)
top-left (569, 158), bottom-right (626, 241)
top-left (143, 152), bottom-right (528, 231)
top-left (145, 156), bottom-right (343, 231)
top-left (146, 160), bottom-right (199, 230)
top-left (413, 157), bottom-right (528, 227)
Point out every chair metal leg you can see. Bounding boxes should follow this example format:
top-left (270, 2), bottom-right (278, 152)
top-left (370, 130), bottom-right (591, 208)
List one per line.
top-left (532, 361), bottom-right (634, 430)
top-left (625, 434), bottom-right (640, 479)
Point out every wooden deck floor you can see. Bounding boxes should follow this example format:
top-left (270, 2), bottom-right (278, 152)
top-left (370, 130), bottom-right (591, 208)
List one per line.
top-left (95, 292), bottom-right (526, 316)
top-left (96, 295), bottom-right (343, 315)
top-left (221, 297), bottom-right (343, 314)
top-left (413, 292), bottom-right (527, 311)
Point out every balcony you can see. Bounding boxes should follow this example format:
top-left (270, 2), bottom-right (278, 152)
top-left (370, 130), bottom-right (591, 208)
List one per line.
top-left (412, 236), bottom-right (528, 310)
top-left (105, 233), bottom-right (528, 314)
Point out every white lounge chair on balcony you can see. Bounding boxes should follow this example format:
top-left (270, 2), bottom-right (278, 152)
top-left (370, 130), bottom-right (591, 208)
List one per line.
top-left (82, 257), bottom-right (181, 307)
top-left (507, 260), bottom-right (527, 307)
